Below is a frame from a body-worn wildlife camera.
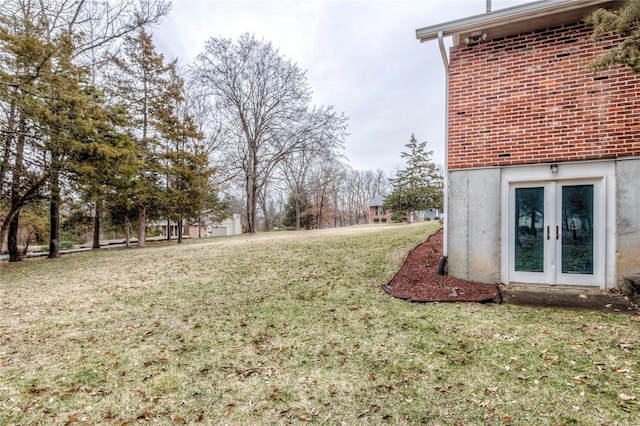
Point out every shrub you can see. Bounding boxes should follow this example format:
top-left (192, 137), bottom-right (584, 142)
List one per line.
top-left (59, 241), bottom-right (74, 249)
top-left (391, 211), bottom-right (406, 223)
top-left (148, 228), bottom-right (164, 237)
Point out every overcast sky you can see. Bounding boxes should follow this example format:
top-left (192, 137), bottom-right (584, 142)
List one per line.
top-left (153, 0), bottom-right (535, 174)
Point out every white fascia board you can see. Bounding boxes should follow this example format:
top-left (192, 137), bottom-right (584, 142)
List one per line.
top-left (416, 0), bottom-right (622, 42)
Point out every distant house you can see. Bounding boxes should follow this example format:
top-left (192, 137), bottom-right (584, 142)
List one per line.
top-left (414, 208), bottom-right (442, 222)
top-left (207, 213), bottom-right (242, 237)
top-left (369, 195), bottom-right (441, 223)
top-left (368, 195), bottom-right (392, 223)
top-left (416, 0), bottom-right (640, 291)
top-left (152, 214), bottom-right (242, 239)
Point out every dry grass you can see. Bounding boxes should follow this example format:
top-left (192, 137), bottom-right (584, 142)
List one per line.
top-left (1, 222), bottom-right (639, 425)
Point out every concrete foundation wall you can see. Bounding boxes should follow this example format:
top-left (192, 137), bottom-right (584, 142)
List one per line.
top-left (447, 168), bottom-right (501, 283)
top-left (616, 159), bottom-right (640, 286)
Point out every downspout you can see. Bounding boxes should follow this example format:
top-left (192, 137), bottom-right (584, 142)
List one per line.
top-left (437, 30), bottom-right (449, 275)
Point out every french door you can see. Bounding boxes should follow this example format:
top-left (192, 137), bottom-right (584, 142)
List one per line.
top-left (508, 179), bottom-right (603, 286)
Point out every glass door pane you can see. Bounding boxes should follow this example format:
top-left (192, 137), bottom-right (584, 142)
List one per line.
top-left (515, 187), bottom-right (544, 272)
top-left (561, 185), bottom-right (594, 274)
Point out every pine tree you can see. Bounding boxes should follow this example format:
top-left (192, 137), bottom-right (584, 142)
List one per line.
top-left (1, 1), bottom-right (169, 259)
top-left (109, 29), bottom-right (174, 247)
top-left (587, 0), bottom-right (640, 72)
top-left (154, 66), bottom-right (216, 243)
top-left (384, 134), bottom-right (443, 223)
top-left (68, 100), bottom-right (140, 249)
top-left (283, 194), bottom-right (313, 230)
top-left (0, 11), bottom-right (59, 259)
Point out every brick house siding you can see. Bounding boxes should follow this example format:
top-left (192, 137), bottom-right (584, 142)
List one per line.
top-left (448, 21), bottom-right (640, 170)
top-left (417, 1), bottom-right (640, 290)
top-left (369, 204), bottom-right (392, 223)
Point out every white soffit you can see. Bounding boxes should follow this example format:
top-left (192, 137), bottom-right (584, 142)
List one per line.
top-left (416, 0), bottom-right (625, 43)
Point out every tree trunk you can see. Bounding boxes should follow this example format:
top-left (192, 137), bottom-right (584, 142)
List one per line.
top-left (166, 217), bottom-right (171, 240)
top-left (48, 164), bottom-right (61, 259)
top-left (8, 212), bottom-right (20, 262)
top-left (0, 101), bottom-right (16, 202)
top-left (92, 200), bottom-right (102, 249)
top-left (261, 203), bottom-right (270, 232)
top-left (246, 173), bottom-right (258, 234)
top-left (22, 229), bottom-right (33, 256)
top-left (137, 205), bottom-right (146, 248)
top-left (316, 191), bottom-right (325, 229)
top-left (295, 197), bottom-right (301, 231)
top-left (124, 214), bottom-right (131, 248)
top-left (5, 111), bottom-right (26, 259)
top-left (177, 218), bottom-right (183, 244)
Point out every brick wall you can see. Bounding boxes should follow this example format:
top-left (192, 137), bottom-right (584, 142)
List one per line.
top-left (448, 21), bottom-right (640, 170)
top-left (369, 205), bottom-right (392, 223)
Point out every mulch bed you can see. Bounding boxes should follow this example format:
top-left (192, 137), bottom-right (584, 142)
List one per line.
top-left (382, 229), bottom-right (501, 303)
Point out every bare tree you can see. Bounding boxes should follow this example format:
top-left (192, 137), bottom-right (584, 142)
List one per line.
top-left (280, 132), bottom-right (344, 230)
top-left (193, 33), bottom-right (347, 234)
top-left (340, 168), bottom-right (390, 225)
top-left (308, 156), bottom-right (344, 229)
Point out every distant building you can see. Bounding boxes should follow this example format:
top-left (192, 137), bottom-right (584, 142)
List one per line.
top-left (152, 214), bottom-right (242, 239)
top-left (207, 214), bottom-right (242, 237)
top-left (414, 208), bottom-right (441, 222)
top-left (369, 195), bottom-right (441, 223)
top-left (368, 195), bottom-right (392, 223)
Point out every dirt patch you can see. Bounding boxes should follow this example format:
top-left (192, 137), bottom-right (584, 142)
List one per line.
top-left (383, 229), bottom-right (501, 303)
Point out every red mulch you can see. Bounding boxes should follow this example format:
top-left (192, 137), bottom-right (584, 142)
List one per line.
top-left (383, 229), bottom-right (501, 303)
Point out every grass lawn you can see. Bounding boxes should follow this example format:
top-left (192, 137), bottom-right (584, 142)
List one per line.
top-left (1, 222), bottom-right (639, 425)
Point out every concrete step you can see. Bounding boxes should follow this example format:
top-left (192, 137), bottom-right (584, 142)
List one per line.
top-left (501, 285), bottom-right (639, 315)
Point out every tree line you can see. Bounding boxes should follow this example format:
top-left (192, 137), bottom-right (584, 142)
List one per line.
top-left (1, 1), bottom-right (444, 263)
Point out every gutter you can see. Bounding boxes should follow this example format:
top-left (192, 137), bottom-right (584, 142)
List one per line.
top-left (435, 0), bottom-right (491, 272)
top-left (416, 0), bottom-right (618, 42)
top-left (437, 30), bottom-right (449, 274)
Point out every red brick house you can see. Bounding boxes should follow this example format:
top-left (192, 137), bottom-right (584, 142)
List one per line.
top-left (368, 194), bottom-right (393, 223)
top-left (417, 0), bottom-right (640, 291)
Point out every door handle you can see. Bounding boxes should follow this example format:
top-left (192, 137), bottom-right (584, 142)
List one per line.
top-left (546, 226), bottom-right (550, 240)
top-left (556, 225), bottom-right (559, 240)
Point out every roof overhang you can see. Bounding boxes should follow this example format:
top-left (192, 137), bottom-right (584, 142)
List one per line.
top-left (416, 0), bottom-right (625, 45)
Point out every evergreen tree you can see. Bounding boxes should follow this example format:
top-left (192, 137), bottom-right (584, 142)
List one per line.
top-left (0, 10), bottom-right (58, 259)
top-left (588, 0), bottom-right (640, 72)
top-left (283, 194), bottom-right (313, 230)
top-left (40, 34), bottom-right (111, 258)
top-left (109, 29), bottom-right (174, 247)
top-left (1, 0), bottom-right (169, 259)
top-left (155, 66), bottom-right (214, 243)
top-left (68, 101), bottom-right (140, 249)
top-left (384, 134), bottom-right (443, 223)
top-left (0, 23), bottom-right (108, 258)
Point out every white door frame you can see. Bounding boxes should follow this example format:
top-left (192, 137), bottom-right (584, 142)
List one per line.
top-left (501, 161), bottom-right (616, 289)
